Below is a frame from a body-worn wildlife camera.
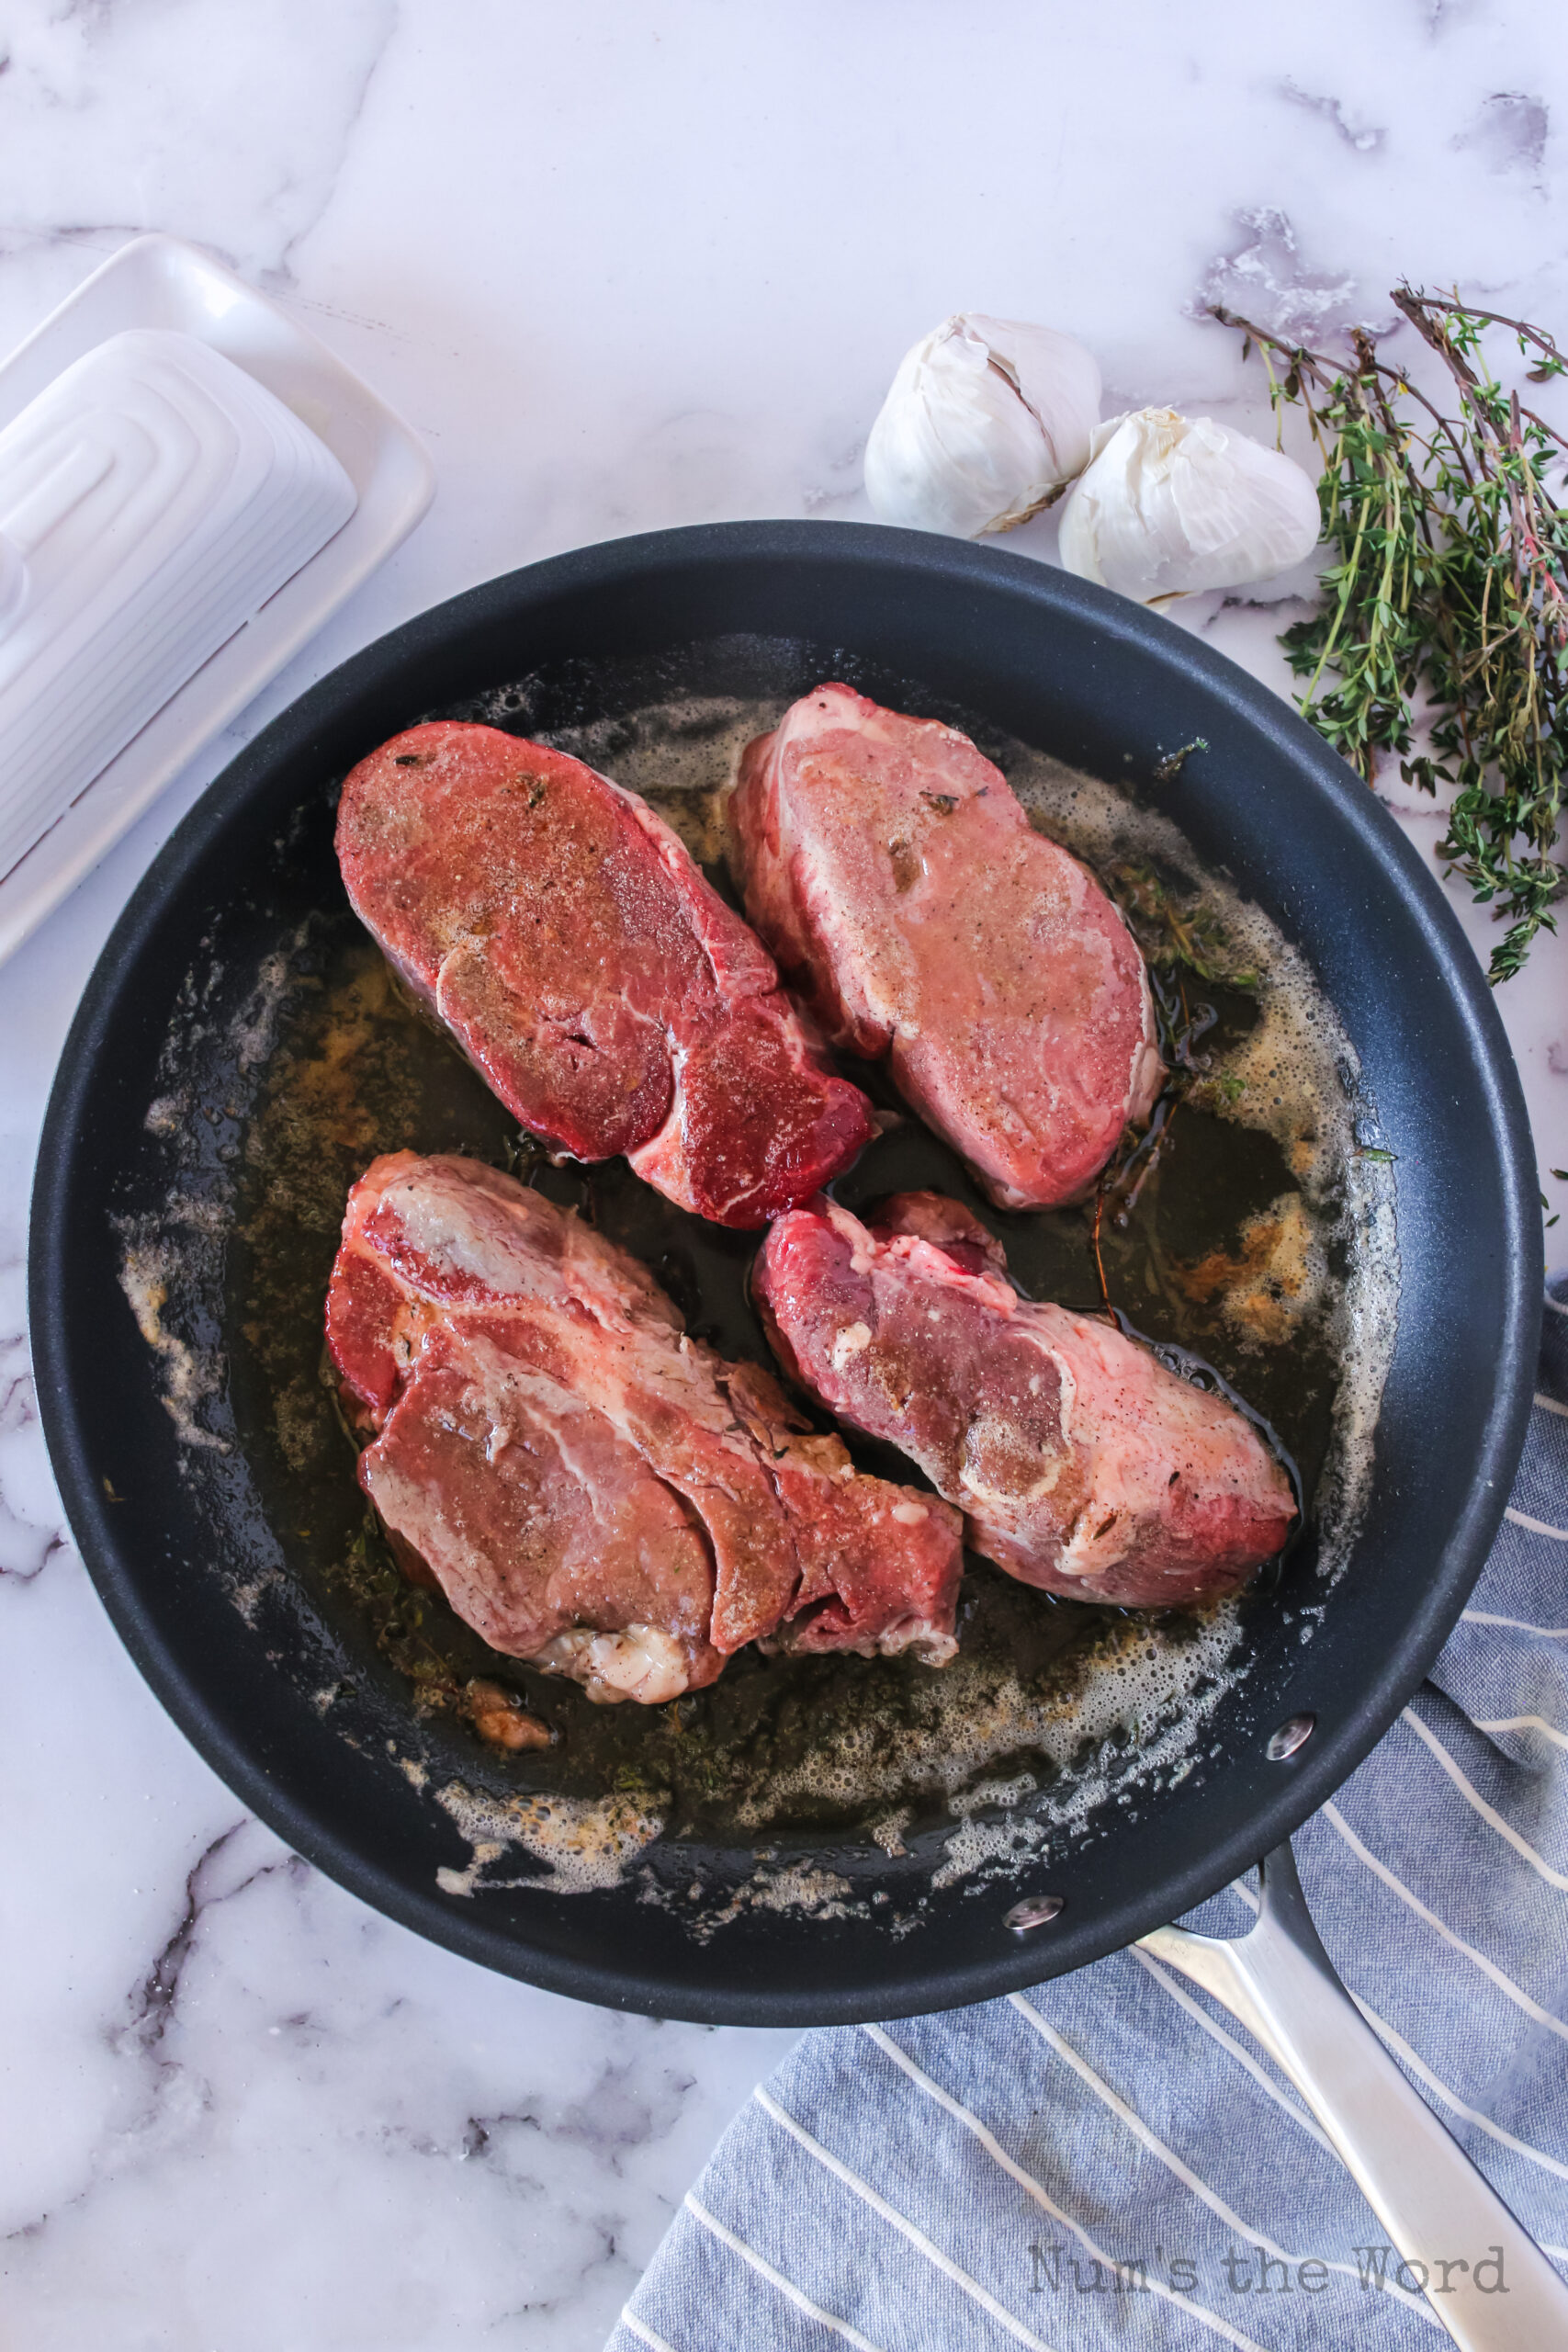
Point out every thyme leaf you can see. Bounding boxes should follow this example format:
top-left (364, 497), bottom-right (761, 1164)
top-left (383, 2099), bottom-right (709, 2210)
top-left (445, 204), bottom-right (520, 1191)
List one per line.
top-left (1104, 857), bottom-right (1258, 989)
top-left (1213, 290), bottom-right (1568, 983)
top-left (1154, 737), bottom-right (1210, 782)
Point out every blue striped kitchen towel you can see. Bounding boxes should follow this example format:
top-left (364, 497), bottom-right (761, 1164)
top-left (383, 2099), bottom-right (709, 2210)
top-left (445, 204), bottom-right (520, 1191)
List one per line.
top-left (608, 1279), bottom-right (1568, 2351)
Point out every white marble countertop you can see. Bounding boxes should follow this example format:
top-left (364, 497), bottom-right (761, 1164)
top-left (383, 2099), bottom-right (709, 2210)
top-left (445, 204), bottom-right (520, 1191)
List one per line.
top-left (1, 5), bottom-right (1564, 2345)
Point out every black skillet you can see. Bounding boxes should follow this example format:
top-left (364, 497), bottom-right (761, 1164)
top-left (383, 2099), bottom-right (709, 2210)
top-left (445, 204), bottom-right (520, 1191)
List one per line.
top-left (28, 521), bottom-right (1540, 2027)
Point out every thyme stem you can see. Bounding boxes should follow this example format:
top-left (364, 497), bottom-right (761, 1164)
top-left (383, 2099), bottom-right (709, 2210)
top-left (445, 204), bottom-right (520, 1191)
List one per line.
top-left (1213, 289), bottom-right (1568, 981)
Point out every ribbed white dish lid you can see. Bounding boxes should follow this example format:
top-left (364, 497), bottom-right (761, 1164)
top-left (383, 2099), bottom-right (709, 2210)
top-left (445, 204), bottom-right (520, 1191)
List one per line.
top-left (0, 327), bottom-right (357, 884)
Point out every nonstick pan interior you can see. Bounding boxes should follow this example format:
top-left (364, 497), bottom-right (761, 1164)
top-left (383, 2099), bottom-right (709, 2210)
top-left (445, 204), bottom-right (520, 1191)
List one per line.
top-left (28, 523), bottom-right (1540, 2024)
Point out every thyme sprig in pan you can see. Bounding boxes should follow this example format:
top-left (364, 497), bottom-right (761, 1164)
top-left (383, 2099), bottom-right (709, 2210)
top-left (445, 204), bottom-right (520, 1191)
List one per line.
top-left (1212, 291), bottom-right (1568, 983)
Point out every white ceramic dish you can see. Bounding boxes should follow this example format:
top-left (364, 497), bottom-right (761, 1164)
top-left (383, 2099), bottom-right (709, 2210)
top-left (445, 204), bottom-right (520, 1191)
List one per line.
top-left (0, 234), bottom-right (434, 967)
top-left (0, 329), bottom-right (360, 879)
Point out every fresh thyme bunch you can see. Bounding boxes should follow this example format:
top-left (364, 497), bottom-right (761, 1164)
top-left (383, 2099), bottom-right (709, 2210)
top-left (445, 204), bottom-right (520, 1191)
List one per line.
top-left (1213, 292), bottom-right (1568, 983)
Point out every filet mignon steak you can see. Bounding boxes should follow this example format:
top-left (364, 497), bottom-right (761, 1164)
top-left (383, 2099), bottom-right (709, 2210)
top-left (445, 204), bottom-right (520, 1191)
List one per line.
top-left (335, 722), bottom-right (876, 1227)
top-left (755, 1191), bottom-right (1295, 1609)
top-left (728, 684), bottom-right (1165, 1210)
top-left (326, 1153), bottom-right (963, 1701)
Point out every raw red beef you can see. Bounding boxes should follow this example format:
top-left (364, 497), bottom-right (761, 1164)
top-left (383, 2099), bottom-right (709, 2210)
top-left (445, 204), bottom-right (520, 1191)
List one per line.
top-left (756, 1192), bottom-right (1294, 1609)
top-left (729, 684), bottom-right (1165, 1209)
top-left (326, 1153), bottom-right (963, 1701)
top-left (335, 721), bottom-right (875, 1227)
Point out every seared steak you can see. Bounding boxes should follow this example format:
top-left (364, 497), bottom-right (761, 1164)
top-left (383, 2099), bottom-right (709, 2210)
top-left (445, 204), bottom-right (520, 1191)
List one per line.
top-left (326, 1154), bottom-right (963, 1700)
top-left (336, 722), bottom-right (875, 1227)
top-left (729, 684), bottom-right (1164, 1209)
top-left (756, 1191), bottom-right (1294, 1608)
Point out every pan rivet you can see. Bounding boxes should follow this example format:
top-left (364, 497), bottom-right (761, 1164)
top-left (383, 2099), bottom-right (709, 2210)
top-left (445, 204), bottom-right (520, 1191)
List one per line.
top-left (1004, 1894), bottom-right (1064, 1933)
top-left (1267, 1713), bottom-right (1315, 1761)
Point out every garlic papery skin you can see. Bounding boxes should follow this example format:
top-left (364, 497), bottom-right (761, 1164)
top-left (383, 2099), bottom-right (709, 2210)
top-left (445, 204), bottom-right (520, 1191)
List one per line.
top-left (1056, 407), bottom-right (1322, 604)
top-left (863, 314), bottom-right (1102, 538)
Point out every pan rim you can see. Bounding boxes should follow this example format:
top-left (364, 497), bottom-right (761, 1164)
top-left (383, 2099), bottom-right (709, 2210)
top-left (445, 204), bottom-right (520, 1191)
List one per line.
top-left (27, 519), bottom-right (1543, 2024)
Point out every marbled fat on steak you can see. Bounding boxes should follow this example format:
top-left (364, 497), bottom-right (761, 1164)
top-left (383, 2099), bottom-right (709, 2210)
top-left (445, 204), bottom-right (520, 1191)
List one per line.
top-left (325, 1154), bottom-right (964, 1702)
top-left (335, 721), bottom-right (875, 1227)
top-left (756, 1192), bottom-right (1295, 1608)
top-left (729, 684), bottom-right (1164, 1210)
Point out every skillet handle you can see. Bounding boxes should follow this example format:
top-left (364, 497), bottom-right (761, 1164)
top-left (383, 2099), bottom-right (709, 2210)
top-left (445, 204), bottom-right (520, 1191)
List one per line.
top-left (1136, 1840), bottom-right (1568, 2351)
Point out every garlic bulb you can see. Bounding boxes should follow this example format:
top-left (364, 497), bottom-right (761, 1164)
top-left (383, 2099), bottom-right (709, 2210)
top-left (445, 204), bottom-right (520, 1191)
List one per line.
top-left (864, 314), bottom-right (1101, 537)
top-left (1056, 408), bottom-right (1321, 603)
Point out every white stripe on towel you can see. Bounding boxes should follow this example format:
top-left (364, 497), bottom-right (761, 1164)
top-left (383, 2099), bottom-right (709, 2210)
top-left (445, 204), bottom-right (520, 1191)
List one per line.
top-left (1506, 1507), bottom-right (1568, 1541)
top-left (1462, 1610), bottom-right (1568, 1638)
top-left (1534, 1391), bottom-right (1568, 1418)
top-left (1324, 1802), bottom-right (1568, 2042)
top-left (863, 2024), bottom-right (1267, 2352)
top-left (1473, 1713), bottom-right (1568, 1752)
top-left (1349, 1992), bottom-right (1568, 2182)
top-left (684, 2192), bottom-right (886, 2352)
top-left (755, 2086), bottom-right (1060, 2352)
top-left (1006, 1996), bottom-right (1435, 2319)
top-left (1402, 1707), bottom-right (1568, 1889)
top-left (1132, 1949), bottom-right (1337, 2152)
top-left (1231, 1840), bottom-right (1567, 2181)
top-left (619, 2313), bottom-right (678, 2352)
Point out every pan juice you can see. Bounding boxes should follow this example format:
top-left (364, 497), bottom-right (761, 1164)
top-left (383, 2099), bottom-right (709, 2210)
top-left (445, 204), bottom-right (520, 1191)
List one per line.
top-left (208, 673), bottom-right (1397, 1912)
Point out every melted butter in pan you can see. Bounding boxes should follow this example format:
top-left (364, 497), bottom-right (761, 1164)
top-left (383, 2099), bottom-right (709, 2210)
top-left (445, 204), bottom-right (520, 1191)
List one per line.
top-left (220, 687), bottom-right (1397, 1882)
